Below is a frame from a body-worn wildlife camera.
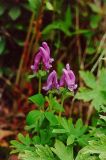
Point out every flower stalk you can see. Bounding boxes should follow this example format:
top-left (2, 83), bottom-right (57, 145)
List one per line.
top-left (38, 75), bottom-right (42, 94)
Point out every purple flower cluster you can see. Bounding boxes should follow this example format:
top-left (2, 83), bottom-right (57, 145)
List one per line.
top-left (44, 64), bottom-right (77, 91)
top-left (31, 42), bottom-right (54, 72)
top-left (60, 64), bottom-right (77, 91)
top-left (31, 42), bottom-right (77, 91)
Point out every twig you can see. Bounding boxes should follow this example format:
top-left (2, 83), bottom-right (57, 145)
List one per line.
top-left (70, 97), bottom-right (75, 116)
top-left (75, 5), bottom-right (83, 118)
top-left (85, 104), bottom-right (93, 125)
top-left (25, 0), bottom-right (45, 67)
top-left (15, 12), bottom-right (35, 85)
top-left (91, 33), bottom-right (106, 73)
top-left (32, 0), bottom-right (45, 56)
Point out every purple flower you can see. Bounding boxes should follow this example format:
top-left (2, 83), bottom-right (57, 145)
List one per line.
top-left (60, 64), bottom-right (77, 91)
top-left (43, 70), bottom-right (59, 91)
top-left (31, 42), bottom-right (54, 72)
top-left (40, 42), bottom-right (54, 70)
top-left (31, 52), bottom-right (42, 72)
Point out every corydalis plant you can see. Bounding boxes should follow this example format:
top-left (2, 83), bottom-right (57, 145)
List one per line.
top-left (10, 42), bottom-right (79, 160)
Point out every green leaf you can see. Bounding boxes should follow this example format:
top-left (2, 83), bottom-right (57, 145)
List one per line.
top-left (20, 145), bottom-right (55, 160)
top-left (80, 71), bottom-right (96, 88)
top-left (32, 136), bottom-right (40, 144)
top-left (36, 145), bottom-right (55, 160)
top-left (45, 112), bottom-right (58, 126)
top-left (100, 115), bottom-right (106, 122)
top-left (0, 2), bottom-right (6, 16)
top-left (90, 15), bottom-right (101, 29)
top-left (75, 88), bottom-right (95, 101)
top-left (98, 68), bottom-right (106, 90)
top-left (0, 37), bottom-right (6, 55)
top-left (38, 70), bottom-right (47, 77)
top-left (28, 94), bottom-right (45, 107)
top-left (51, 140), bottom-right (73, 160)
top-left (72, 29), bottom-right (90, 36)
top-left (46, 1), bottom-right (54, 11)
top-left (91, 91), bottom-right (106, 111)
top-left (77, 134), bottom-right (106, 160)
top-left (86, 47), bottom-right (95, 55)
top-left (60, 117), bottom-right (70, 133)
top-left (8, 7), bottom-right (21, 20)
top-left (76, 153), bottom-right (98, 160)
top-left (75, 119), bottom-right (87, 137)
top-left (88, 3), bottom-right (101, 13)
top-left (28, 0), bottom-right (41, 13)
top-left (75, 119), bottom-right (83, 129)
top-left (14, 38), bottom-right (24, 47)
top-left (27, 74), bottom-right (36, 79)
top-left (18, 134), bottom-right (31, 146)
top-left (42, 6), bottom-right (73, 36)
top-left (51, 98), bottom-right (64, 112)
top-left (10, 140), bottom-right (33, 154)
top-left (52, 129), bottom-right (66, 134)
top-left (19, 150), bottom-right (38, 160)
top-left (42, 20), bottom-right (71, 36)
top-left (67, 135), bottom-right (75, 145)
top-left (26, 110), bottom-right (43, 125)
top-left (65, 6), bottom-right (72, 27)
top-left (76, 69), bottom-right (106, 111)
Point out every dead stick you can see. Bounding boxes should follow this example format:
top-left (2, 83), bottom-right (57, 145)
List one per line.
top-left (15, 12), bottom-right (35, 85)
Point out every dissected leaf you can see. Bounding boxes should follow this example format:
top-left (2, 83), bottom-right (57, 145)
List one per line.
top-left (77, 134), bottom-right (106, 160)
top-left (79, 71), bottom-right (96, 88)
top-left (10, 140), bottom-right (33, 154)
top-left (18, 134), bottom-right (31, 146)
top-left (75, 87), bottom-right (95, 101)
top-left (51, 140), bottom-right (73, 160)
top-left (76, 69), bottom-right (106, 111)
top-left (19, 150), bottom-right (38, 160)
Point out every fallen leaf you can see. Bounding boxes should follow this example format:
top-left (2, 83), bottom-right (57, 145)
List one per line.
top-left (0, 129), bottom-right (14, 140)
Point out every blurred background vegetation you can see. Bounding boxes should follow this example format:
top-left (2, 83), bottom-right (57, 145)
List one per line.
top-left (0, 0), bottom-right (106, 159)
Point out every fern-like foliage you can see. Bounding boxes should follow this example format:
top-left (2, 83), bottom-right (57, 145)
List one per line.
top-left (19, 145), bottom-right (56, 160)
top-left (75, 68), bottom-right (106, 111)
top-left (76, 134), bottom-right (106, 160)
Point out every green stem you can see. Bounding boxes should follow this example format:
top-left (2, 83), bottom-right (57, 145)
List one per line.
top-left (59, 96), bottom-right (64, 117)
top-left (49, 93), bottom-right (52, 111)
top-left (38, 76), bottom-right (41, 94)
top-left (61, 97), bottom-right (64, 107)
